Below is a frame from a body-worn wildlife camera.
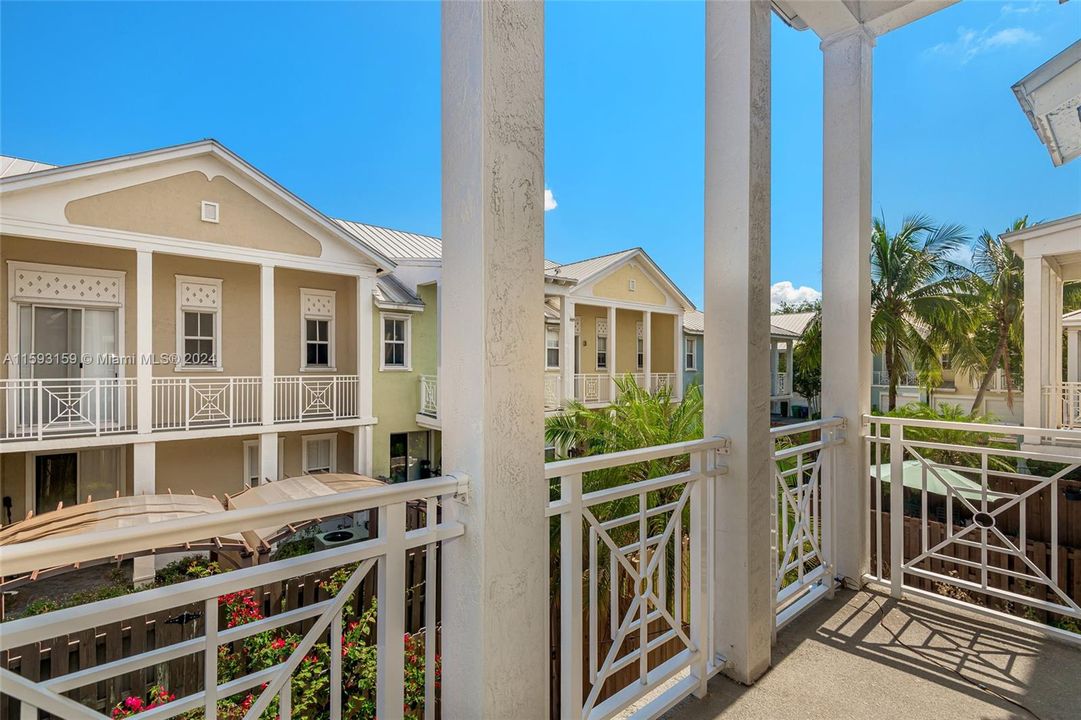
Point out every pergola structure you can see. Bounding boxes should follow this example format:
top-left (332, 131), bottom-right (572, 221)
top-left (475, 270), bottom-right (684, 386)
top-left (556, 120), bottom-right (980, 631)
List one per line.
top-left (436, 1), bottom-right (959, 713)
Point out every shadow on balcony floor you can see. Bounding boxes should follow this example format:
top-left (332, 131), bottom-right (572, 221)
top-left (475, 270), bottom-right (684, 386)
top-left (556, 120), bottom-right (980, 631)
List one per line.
top-left (665, 589), bottom-right (1080, 720)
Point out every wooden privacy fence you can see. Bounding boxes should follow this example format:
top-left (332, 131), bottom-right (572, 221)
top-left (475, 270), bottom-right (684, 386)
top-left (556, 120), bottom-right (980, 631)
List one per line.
top-left (872, 510), bottom-right (1081, 626)
top-left (0, 543), bottom-right (438, 719)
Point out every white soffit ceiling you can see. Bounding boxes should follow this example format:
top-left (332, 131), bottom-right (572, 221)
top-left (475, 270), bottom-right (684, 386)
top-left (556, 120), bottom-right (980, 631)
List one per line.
top-left (1013, 39), bottom-right (1081, 167)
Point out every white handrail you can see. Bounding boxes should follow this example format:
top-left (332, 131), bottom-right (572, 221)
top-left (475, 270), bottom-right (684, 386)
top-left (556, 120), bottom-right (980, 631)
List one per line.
top-left (544, 436), bottom-right (729, 480)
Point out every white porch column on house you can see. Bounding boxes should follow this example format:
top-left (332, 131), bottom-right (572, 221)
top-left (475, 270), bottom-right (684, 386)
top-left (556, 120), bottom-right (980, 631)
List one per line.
top-left (260, 265), bottom-right (275, 426)
top-left (440, 1), bottom-right (548, 717)
top-left (355, 275), bottom-right (375, 474)
top-left (704, 0), bottom-right (772, 685)
top-left (1023, 257), bottom-right (1060, 429)
top-left (642, 310), bottom-right (652, 390)
top-left (259, 432), bottom-right (279, 483)
top-left (1068, 328), bottom-right (1080, 383)
top-left (821, 26), bottom-right (874, 586)
top-left (607, 304), bottom-right (618, 398)
top-left (136, 250), bottom-right (153, 434)
top-left (786, 339), bottom-right (795, 399)
top-left (132, 442), bottom-right (156, 582)
top-left (671, 312), bottom-right (682, 400)
top-left (561, 297), bottom-right (576, 405)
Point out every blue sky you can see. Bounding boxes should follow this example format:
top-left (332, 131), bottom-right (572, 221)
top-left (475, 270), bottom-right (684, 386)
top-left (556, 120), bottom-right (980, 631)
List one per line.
top-left (2, 1), bottom-right (1078, 308)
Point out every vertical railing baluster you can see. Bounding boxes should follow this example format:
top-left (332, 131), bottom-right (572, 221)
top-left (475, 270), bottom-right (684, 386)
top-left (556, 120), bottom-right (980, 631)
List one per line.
top-left (689, 450), bottom-right (708, 697)
top-left (822, 425), bottom-right (835, 599)
top-left (423, 496), bottom-right (437, 720)
top-left (889, 422), bottom-right (904, 599)
top-left (560, 472), bottom-right (583, 719)
top-left (588, 525), bottom-right (598, 687)
top-left (279, 679), bottom-right (291, 720)
top-left (376, 501), bottom-right (407, 720)
top-left (637, 490), bottom-right (648, 685)
top-left (204, 597), bottom-right (218, 720)
top-left (330, 610), bottom-right (342, 720)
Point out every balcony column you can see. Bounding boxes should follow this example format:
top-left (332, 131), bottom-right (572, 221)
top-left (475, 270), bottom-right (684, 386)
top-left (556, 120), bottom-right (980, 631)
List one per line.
top-left (821, 25), bottom-right (874, 586)
top-left (440, 1), bottom-right (548, 717)
top-left (355, 275), bottom-right (375, 474)
top-left (260, 265), bottom-right (275, 426)
top-left (704, 0), bottom-right (772, 685)
top-left (1068, 328), bottom-right (1080, 383)
top-left (642, 310), bottom-right (652, 391)
top-left (608, 304), bottom-right (618, 399)
top-left (1022, 257), bottom-right (1059, 429)
top-left (671, 312), bottom-right (681, 400)
top-left (132, 442), bottom-right (155, 583)
top-left (561, 297), bottom-right (576, 406)
top-left (786, 339), bottom-right (794, 398)
top-left (136, 250), bottom-right (153, 434)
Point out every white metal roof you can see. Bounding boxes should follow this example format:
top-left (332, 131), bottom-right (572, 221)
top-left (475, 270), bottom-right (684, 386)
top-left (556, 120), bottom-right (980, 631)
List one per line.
top-left (374, 274), bottom-right (424, 309)
top-left (685, 309), bottom-right (800, 339)
top-left (769, 311), bottom-right (817, 337)
top-left (335, 218), bottom-right (443, 261)
top-left (0, 155), bottom-right (56, 178)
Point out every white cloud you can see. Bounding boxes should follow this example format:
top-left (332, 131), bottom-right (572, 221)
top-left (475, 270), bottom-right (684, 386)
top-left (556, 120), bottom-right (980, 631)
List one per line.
top-left (927, 25), bottom-right (1039, 63)
top-left (770, 281), bottom-right (821, 311)
top-left (544, 188), bottom-right (558, 212)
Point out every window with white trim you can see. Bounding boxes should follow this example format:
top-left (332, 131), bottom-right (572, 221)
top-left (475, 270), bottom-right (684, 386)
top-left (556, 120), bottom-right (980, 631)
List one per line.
top-left (176, 276), bottom-right (222, 369)
top-left (596, 318), bottom-right (608, 370)
top-left (545, 326), bottom-right (560, 369)
top-left (302, 434), bottom-right (337, 474)
top-left (381, 313), bottom-right (411, 370)
top-left (301, 289), bottom-right (335, 370)
top-left (685, 336), bottom-right (698, 371)
top-left (243, 438), bottom-right (285, 486)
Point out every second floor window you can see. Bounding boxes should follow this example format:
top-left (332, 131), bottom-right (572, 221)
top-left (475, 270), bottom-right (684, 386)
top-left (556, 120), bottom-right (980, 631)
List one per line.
top-left (596, 318), bottom-right (608, 370)
top-left (941, 352), bottom-right (952, 370)
top-left (636, 321), bottom-right (645, 370)
top-left (685, 336), bottom-right (698, 371)
top-left (546, 326), bottom-right (560, 368)
top-left (301, 289), bottom-right (335, 370)
top-left (176, 276), bottom-right (222, 370)
top-left (183, 311), bottom-right (217, 367)
top-left (306, 320), bottom-right (330, 367)
top-left (382, 313), bottom-right (411, 370)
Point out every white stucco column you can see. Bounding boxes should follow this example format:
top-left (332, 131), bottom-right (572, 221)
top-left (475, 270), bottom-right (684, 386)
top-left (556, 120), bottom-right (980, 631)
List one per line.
top-left (1023, 257), bottom-right (1058, 429)
top-left (440, 1), bottom-right (548, 716)
top-left (1068, 328), bottom-right (1080, 383)
top-left (132, 442), bottom-right (156, 582)
top-left (607, 305), bottom-right (618, 399)
top-left (642, 310), bottom-right (652, 390)
top-left (821, 26), bottom-right (874, 586)
top-left (786, 340), bottom-right (794, 400)
top-left (704, 0), bottom-right (772, 685)
top-left (259, 431), bottom-right (279, 483)
top-left (136, 250), bottom-right (153, 434)
top-left (356, 275), bottom-right (375, 474)
top-left (561, 297), bottom-right (576, 405)
top-left (260, 265), bottom-right (275, 426)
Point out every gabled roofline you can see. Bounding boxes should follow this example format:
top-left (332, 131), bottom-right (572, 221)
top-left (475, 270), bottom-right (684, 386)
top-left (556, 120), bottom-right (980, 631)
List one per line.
top-left (562, 247), bottom-right (696, 311)
top-left (0, 139), bottom-right (397, 273)
top-left (1001, 213), bottom-right (1081, 247)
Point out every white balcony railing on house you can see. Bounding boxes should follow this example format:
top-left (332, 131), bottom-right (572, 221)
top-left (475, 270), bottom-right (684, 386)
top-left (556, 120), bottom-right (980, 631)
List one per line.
top-left (864, 415), bottom-right (1081, 642)
top-left (0, 378), bottom-right (138, 441)
top-left (872, 370), bottom-right (919, 387)
top-left (0, 474), bottom-right (466, 720)
top-left (771, 372), bottom-right (789, 397)
top-left (1044, 383), bottom-right (1081, 430)
top-left (574, 373), bottom-right (612, 405)
top-left (650, 372), bottom-right (677, 394)
top-left (274, 375), bottom-right (360, 424)
top-left (152, 376), bottom-right (262, 431)
top-left (544, 373), bottom-right (562, 410)
top-left (419, 374), bottom-right (438, 417)
top-left (770, 418), bottom-right (843, 631)
top-left (546, 437), bottom-right (728, 720)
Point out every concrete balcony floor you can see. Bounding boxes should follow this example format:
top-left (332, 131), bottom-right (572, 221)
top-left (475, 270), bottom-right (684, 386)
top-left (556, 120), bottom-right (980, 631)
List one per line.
top-left (665, 589), bottom-right (1081, 720)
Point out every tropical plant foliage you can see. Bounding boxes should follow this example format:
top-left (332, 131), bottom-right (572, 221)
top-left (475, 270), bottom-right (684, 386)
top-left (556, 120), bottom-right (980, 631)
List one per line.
top-left (870, 214), bottom-right (972, 410)
top-left (791, 308), bottom-right (822, 417)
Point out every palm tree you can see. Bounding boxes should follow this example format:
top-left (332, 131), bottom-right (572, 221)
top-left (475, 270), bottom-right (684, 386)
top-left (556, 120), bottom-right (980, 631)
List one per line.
top-left (870, 214), bottom-right (971, 410)
top-left (791, 308), bottom-right (822, 418)
top-left (959, 218), bottom-right (1027, 413)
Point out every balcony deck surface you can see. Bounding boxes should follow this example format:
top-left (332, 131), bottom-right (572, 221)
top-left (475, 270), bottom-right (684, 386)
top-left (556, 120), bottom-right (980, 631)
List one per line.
top-left (664, 589), bottom-right (1080, 720)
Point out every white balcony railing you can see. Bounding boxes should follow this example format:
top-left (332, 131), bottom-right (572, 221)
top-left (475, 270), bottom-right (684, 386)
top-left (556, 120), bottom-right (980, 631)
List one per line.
top-left (546, 437), bottom-right (728, 719)
top-left (865, 415), bottom-right (1081, 640)
top-left (574, 373), bottom-right (611, 405)
top-left (419, 374), bottom-right (438, 417)
top-left (152, 376), bottom-right (261, 431)
top-left (772, 372), bottom-right (789, 397)
top-left (1, 378), bottom-right (138, 441)
top-left (274, 375), bottom-right (360, 423)
top-left (544, 372), bottom-right (561, 410)
top-left (770, 418), bottom-right (843, 631)
top-left (650, 372), bottom-right (677, 394)
top-left (0, 474), bottom-right (466, 720)
top-left (1043, 383), bottom-right (1081, 430)
top-left (873, 369), bottom-right (919, 387)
